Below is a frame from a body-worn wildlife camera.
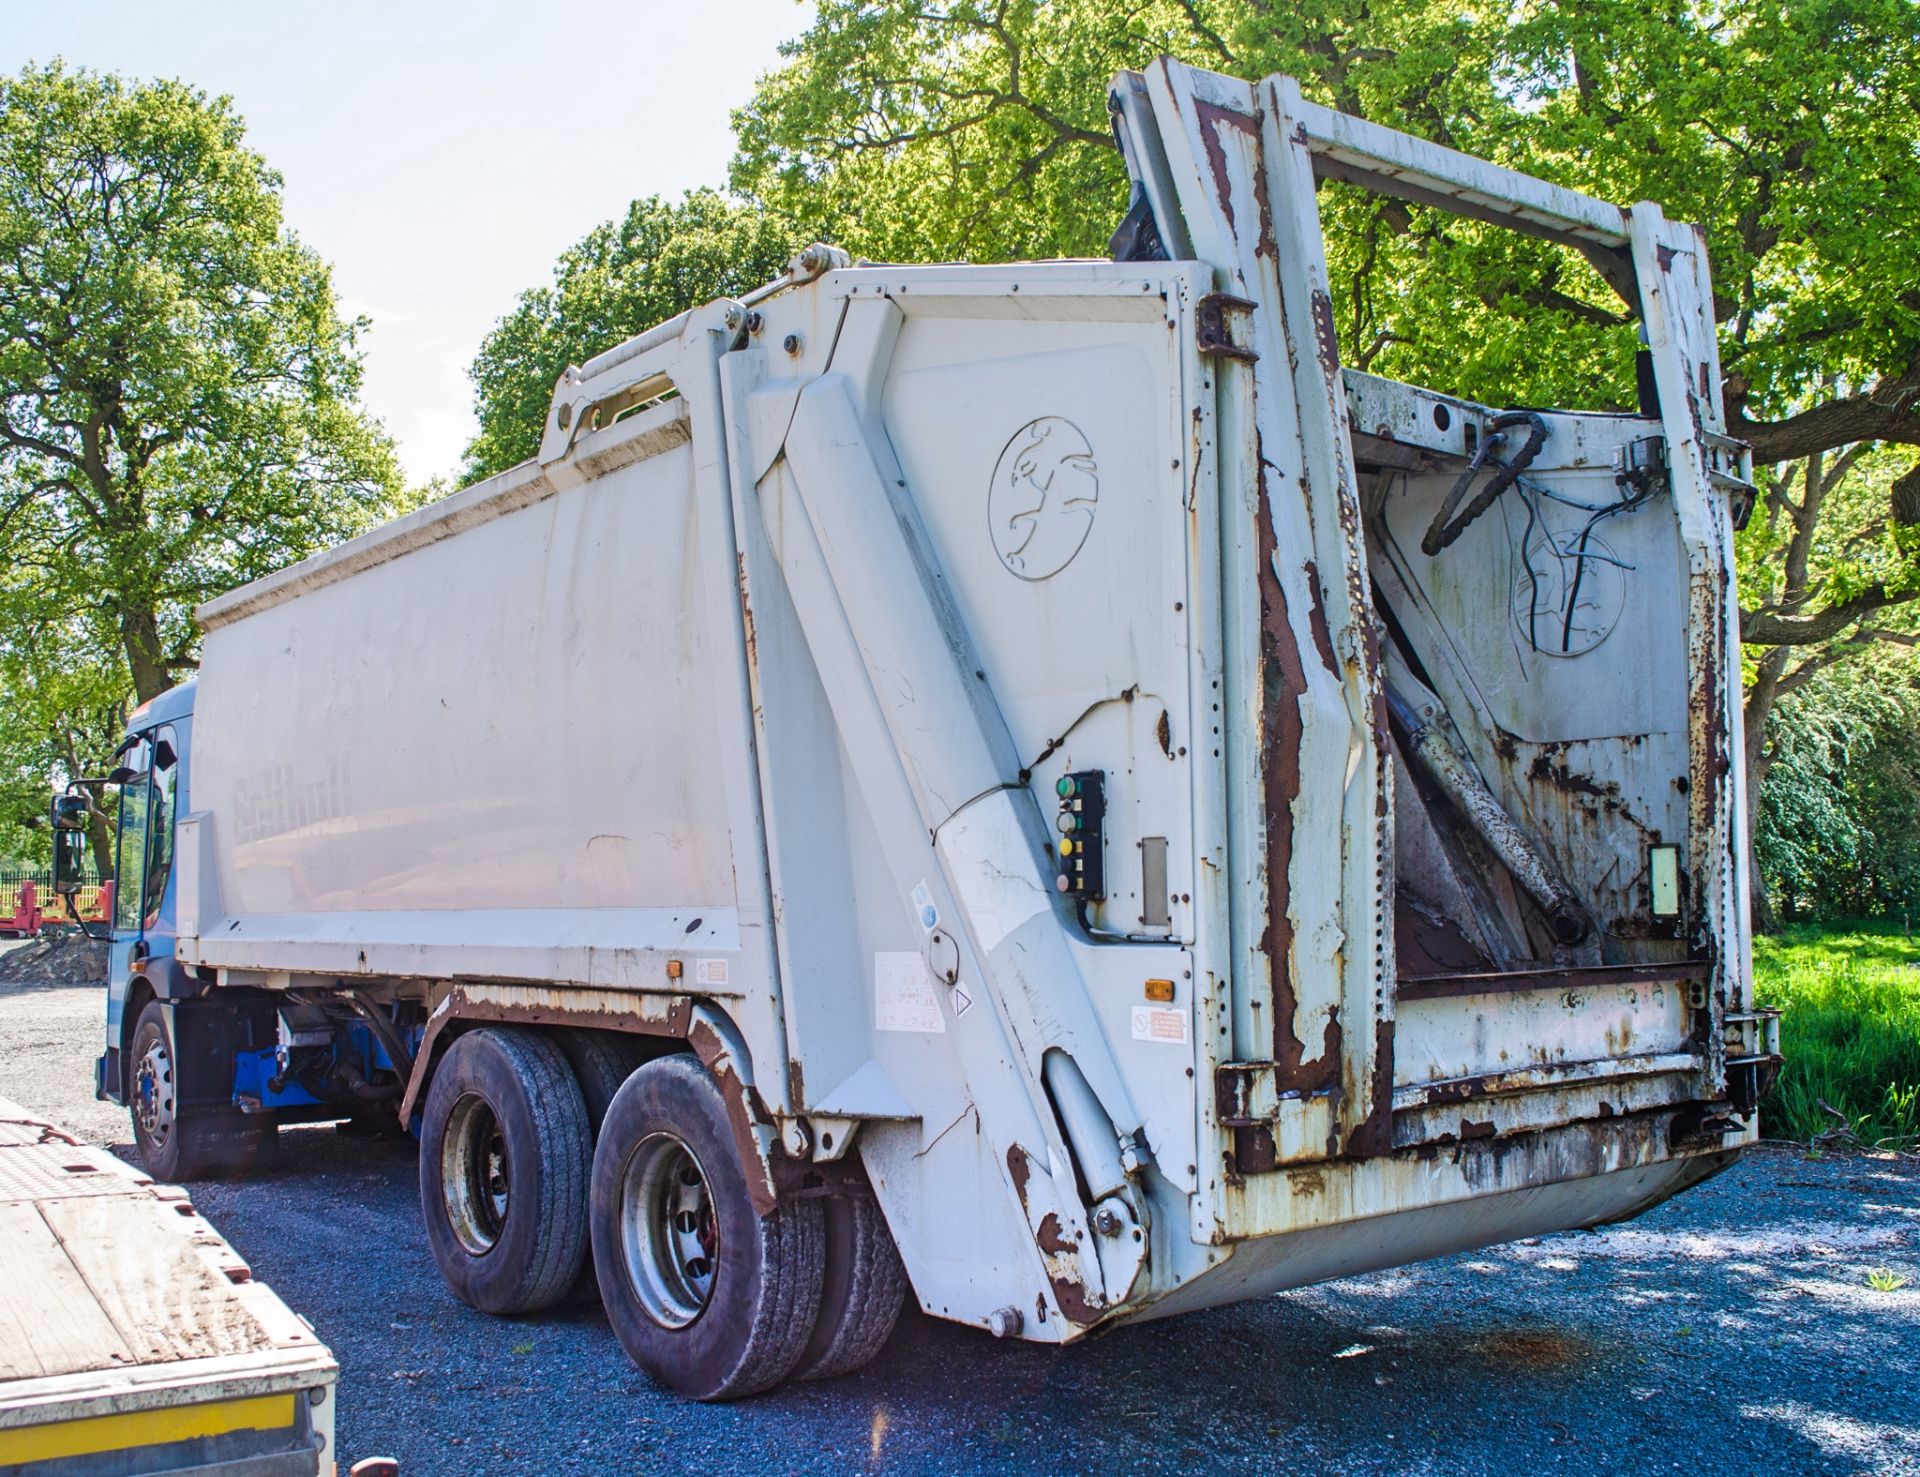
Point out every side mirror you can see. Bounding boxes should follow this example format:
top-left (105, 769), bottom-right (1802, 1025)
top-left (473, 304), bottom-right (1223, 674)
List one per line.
top-left (50, 794), bottom-right (91, 896)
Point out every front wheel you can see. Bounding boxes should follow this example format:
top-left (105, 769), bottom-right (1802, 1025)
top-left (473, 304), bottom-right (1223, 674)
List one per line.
top-left (128, 1000), bottom-right (275, 1182)
top-left (591, 1055), bottom-right (824, 1400)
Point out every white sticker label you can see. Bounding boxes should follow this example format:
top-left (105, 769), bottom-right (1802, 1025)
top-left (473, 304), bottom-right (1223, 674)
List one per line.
top-left (1130, 1006), bottom-right (1189, 1045)
top-left (695, 957), bottom-right (730, 988)
top-left (875, 952), bottom-right (946, 1033)
top-left (952, 981), bottom-right (974, 1017)
top-left (910, 879), bottom-right (939, 933)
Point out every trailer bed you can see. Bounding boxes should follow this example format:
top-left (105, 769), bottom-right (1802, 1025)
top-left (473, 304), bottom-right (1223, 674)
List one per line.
top-left (0, 1098), bottom-right (337, 1476)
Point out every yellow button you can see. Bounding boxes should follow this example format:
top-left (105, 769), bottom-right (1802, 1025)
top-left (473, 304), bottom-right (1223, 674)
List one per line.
top-left (1058, 838), bottom-right (1074, 857)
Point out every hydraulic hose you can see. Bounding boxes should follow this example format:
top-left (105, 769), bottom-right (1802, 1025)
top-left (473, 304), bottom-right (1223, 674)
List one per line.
top-left (1421, 411), bottom-right (1550, 557)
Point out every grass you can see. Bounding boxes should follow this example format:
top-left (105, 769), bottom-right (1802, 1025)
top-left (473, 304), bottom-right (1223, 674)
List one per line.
top-left (1753, 922), bottom-right (1920, 1148)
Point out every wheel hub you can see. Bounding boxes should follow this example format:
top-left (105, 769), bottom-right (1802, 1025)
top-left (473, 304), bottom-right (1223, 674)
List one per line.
top-left (133, 1037), bottom-right (174, 1145)
top-left (442, 1093), bottom-right (511, 1255)
top-left (620, 1132), bottom-right (718, 1328)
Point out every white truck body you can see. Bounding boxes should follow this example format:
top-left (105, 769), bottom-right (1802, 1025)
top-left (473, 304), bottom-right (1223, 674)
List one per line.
top-left (160, 62), bottom-right (1772, 1341)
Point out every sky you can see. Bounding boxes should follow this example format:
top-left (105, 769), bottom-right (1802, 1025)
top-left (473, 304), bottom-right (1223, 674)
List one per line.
top-left (2, 0), bottom-right (816, 485)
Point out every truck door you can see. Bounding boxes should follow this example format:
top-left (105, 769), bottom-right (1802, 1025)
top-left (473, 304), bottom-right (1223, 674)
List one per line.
top-left (108, 727), bottom-right (180, 973)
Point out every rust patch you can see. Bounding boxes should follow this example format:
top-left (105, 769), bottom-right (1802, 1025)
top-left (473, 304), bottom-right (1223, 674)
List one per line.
top-left (1156, 708), bottom-right (1172, 758)
top-left (400, 989), bottom-right (697, 1123)
top-left (1233, 1124), bottom-right (1279, 1175)
top-left (1458, 1118), bottom-right (1497, 1141)
top-left (1302, 561), bottom-right (1340, 677)
top-left (1308, 289), bottom-right (1341, 378)
top-left (1036, 1212), bottom-right (1076, 1255)
top-left (1250, 127), bottom-right (1278, 263)
top-left (1193, 100), bottom-right (1259, 230)
top-left (1006, 1144), bottom-right (1034, 1208)
top-left (689, 1014), bottom-right (780, 1216)
top-left (1342, 1019), bottom-right (1396, 1158)
top-left (1289, 1166), bottom-right (1326, 1197)
top-left (735, 552), bottom-right (758, 668)
top-left (787, 1057), bottom-right (806, 1113)
top-left (1256, 449), bottom-right (1312, 1077)
top-left (1362, 622), bottom-right (1391, 821)
top-left (1048, 1271), bottom-right (1101, 1328)
top-left (1526, 750), bottom-right (1622, 803)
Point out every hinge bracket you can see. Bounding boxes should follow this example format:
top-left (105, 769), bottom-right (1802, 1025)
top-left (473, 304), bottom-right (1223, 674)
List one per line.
top-left (1195, 293), bottom-right (1258, 362)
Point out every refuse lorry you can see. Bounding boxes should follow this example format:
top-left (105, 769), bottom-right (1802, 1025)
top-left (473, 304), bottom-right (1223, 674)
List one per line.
top-left (57, 59), bottom-right (1781, 1400)
top-left (0, 1097), bottom-right (338, 1475)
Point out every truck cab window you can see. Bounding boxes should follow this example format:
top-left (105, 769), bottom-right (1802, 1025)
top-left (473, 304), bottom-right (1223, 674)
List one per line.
top-left (144, 726), bottom-right (179, 926)
top-left (111, 737), bottom-right (153, 937)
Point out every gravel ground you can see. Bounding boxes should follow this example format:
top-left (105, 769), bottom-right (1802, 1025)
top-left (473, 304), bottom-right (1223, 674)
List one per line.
top-left (4, 969), bottom-right (1917, 1476)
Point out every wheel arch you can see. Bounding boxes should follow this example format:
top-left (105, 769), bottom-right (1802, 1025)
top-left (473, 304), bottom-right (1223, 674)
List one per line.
top-left (117, 975), bottom-right (158, 1100)
top-left (398, 989), bottom-right (777, 1212)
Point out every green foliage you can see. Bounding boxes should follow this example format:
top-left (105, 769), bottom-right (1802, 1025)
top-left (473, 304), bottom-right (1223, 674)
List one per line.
top-left (1754, 923), bottom-right (1920, 1147)
top-left (0, 62), bottom-right (410, 857)
top-left (464, 190), bottom-right (802, 482)
top-left (729, 0), bottom-right (1920, 436)
top-left (1755, 657), bottom-right (1920, 921)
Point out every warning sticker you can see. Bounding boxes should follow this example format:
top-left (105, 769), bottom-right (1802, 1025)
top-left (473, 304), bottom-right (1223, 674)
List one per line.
top-left (910, 879), bottom-right (939, 933)
top-left (952, 982), bottom-right (974, 1018)
top-left (1130, 1006), bottom-right (1189, 1045)
top-left (695, 957), bottom-right (730, 988)
top-left (875, 952), bottom-right (946, 1034)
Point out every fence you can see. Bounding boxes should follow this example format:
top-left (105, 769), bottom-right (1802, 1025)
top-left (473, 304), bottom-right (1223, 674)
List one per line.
top-left (0, 871), bottom-right (115, 936)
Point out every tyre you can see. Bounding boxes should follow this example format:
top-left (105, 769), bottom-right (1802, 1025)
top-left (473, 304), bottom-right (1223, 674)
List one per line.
top-left (591, 1055), bottom-right (824, 1400)
top-left (792, 1191), bottom-right (909, 1381)
top-left (418, 1027), bottom-right (590, 1316)
top-left (554, 1029), bottom-right (653, 1305)
top-left (554, 1029), bottom-right (651, 1133)
top-left (128, 1000), bottom-right (276, 1182)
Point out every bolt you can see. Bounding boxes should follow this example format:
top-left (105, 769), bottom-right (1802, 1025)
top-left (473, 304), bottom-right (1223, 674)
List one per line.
top-left (783, 333), bottom-right (802, 356)
top-left (745, 310), bottom-right (764, 336)
top-left (1093, 1206), bottom-right (1125, 1237)
top-left (987, 1306), bottom-right (1024, 1339)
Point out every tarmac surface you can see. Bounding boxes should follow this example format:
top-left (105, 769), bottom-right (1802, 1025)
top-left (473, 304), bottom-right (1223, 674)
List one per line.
top-left (4, 961), bottom-right (1917, 1475)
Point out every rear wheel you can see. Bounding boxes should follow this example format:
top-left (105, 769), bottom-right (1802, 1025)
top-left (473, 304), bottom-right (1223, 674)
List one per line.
top-left (419, 1027), bottom-right (590, 1315)
top-left (554, 1029), bottom-right (653, 1304)
top-left (128, 1000), bottom-right (276, 1182)
top-left (555, 1029), bottom-right (651, 1133)
top-left (591, 1055), bottom-right (824, 1400)
top-left (792, 1191), bottom-right (909, 1381)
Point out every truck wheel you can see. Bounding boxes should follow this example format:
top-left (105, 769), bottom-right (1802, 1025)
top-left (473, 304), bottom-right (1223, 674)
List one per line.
top-left (791, 1192), bottom-right (909, 1381)
top-left (554, 1029), bottom-right (653, 1306)
top-left (419, 1027), bottom-right (590, 1315)
top-left (555, 1029), bottom-right (651, 1133)
top-left (128, 1000), bottom-right (276, 1182)
top-left (591, 1055), bottom-right (824, 1400)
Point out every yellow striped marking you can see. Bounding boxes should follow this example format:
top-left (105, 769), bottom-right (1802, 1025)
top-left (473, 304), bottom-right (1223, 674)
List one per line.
top-left (0, 1392), bottom-right (296, 1464)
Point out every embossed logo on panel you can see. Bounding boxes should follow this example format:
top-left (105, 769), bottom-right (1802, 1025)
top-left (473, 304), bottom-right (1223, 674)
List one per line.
top-left (988, 417), bottom-right (1099, 580)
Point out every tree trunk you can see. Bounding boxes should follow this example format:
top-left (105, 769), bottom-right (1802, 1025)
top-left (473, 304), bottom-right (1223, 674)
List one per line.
top-left (119, 605), bottom-right (172, 705)
top-left (86, 807), bottom-right (113, 881)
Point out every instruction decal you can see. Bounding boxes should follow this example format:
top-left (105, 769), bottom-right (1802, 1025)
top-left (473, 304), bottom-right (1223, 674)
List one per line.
top-left (910, 879), bottom-right (939, 933)
top-left (875, 952), bottom-right (946, 1034)
top-left (1130, 1006), bottom-right (1189, 1045)
top-left (695, 958), bottom-right (729, 988)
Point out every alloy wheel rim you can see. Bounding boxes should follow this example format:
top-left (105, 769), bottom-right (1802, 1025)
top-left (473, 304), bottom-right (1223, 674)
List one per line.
top-left (133, 1036), bottom-right (174, 1146)
top-left (620, 1131), bottom-right (718, 1328)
